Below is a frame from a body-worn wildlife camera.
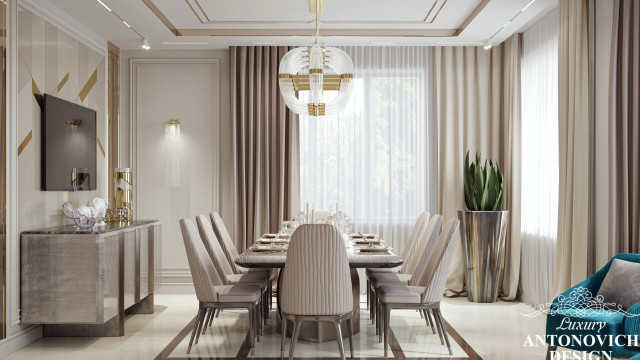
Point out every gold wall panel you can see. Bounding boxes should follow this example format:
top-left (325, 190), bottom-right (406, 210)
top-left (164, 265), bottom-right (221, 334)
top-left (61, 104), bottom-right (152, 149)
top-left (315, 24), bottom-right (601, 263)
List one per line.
top-left (79, 69), bottom-right (98, 102)
top-left (56, 72), bottom-right (69, 92)
top-left (17, 130), bottom-right (32, 157)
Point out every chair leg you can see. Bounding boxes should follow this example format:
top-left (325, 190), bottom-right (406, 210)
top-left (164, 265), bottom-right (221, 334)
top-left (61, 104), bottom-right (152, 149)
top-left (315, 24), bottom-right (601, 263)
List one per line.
top-left (288, 317), bottom-right (302, 360)
top-left (280, 318), bottom-right (288, 359)
top-left (383, 305), bottom-right (391, 358)
top-left (194, 307), bottom-right (207, 345)
top-left (249, 305), bottom-right (256, 356)
top-left (256, 300), bottom-right (262, 341)
top-left (209, 309), bottom-right (218, 326)
top-left (546, 345), bottom-right (557, 360)
top-left (366, 279), bottom-right (370, 312)
top-left (377, 300), bottom-right (382, 342)
top-left (187, 308), bottom-right (205, 354)
top-left (347, 318), bottom-right (354, 359)
top-left (432, 308), bottom-right (445, 345)
top-left (333, 318), bottom-right (346, 360)
top-left (426, 309), bottom-right (437, 334)
top-left (202, 309), bottom-right (213, 334)
top-left (371, 286), bottom-right (376, 324)
top-left (434, 308), bottom-right (452, 355)
top-left (419, 309), bottom-right (424, 318)
top-left (216, 308), bottom-right (221, 318)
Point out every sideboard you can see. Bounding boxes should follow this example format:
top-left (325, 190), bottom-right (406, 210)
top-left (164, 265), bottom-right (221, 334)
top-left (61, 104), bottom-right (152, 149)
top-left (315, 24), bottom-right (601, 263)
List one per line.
top-left (20, 220), bottom-right (161, 336)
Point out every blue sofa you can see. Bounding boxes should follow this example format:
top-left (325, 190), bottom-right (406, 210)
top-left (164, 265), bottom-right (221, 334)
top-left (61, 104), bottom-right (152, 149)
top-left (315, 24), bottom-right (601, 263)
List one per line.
top-left (546, 253), bottom-right (640, 358)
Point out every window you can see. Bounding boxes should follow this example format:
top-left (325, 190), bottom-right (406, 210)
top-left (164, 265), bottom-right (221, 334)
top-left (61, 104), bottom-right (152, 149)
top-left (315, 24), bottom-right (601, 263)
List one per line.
top-left (299, 47), bottom-right (435, 250)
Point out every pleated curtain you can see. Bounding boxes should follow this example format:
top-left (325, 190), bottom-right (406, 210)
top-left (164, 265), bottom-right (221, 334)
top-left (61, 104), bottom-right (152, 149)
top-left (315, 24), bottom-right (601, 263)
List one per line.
top-left (609, 0), bottom-right (640, 255)
top-left (552, 0), bottom-right (590, 298)
top-left (436, 35), bottom-right (522, 300)
top-left (230, 46), bottom-right (300, 252)
top-left (520, 9), bottom-right (559, 308)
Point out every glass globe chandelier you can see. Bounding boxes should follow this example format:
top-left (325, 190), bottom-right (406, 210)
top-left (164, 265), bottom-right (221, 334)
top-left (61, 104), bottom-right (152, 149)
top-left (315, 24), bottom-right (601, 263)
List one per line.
top-left (278, 0), bottom-right (354, 117)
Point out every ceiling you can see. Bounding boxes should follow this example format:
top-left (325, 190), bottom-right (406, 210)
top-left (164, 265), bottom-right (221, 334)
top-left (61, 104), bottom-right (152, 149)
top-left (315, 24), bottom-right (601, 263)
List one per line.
top-left (39, 0), bottom-right (558, 50)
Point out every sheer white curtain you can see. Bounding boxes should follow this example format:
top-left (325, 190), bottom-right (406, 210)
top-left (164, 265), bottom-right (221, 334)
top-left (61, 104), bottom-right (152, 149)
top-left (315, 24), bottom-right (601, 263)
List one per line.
top-left (299, 47), bottom-right (437, 252)
top-left (520, 9), bottom-right (559, 308)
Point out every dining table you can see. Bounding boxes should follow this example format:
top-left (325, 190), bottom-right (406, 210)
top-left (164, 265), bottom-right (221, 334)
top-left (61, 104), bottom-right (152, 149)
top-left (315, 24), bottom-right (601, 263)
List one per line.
top-left (236, 232), bottom-right (403, 342)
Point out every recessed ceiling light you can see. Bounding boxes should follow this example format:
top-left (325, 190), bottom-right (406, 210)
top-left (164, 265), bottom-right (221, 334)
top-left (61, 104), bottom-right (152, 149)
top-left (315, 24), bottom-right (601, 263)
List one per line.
top-left (96, 0), bottom-right (112, 12)
top-left (162, 42), bottom-right (210, 45)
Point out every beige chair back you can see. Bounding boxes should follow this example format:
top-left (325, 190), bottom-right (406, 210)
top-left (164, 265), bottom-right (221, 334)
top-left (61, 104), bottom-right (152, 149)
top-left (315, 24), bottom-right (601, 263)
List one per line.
top-left (417, 218), bottom-right (460, 303)
top-left (180, 218), bottom-right (223, 303)
top-left (196, 214), bottom-right (235, 284)
top-left (281, 224), bottom-right (353, 316)
top-left (210, 211), bottom-right (242, 274)
top-left (400, 211), bottom-right (430, 272)
top-left (406, 215), bottom-right (442, 285)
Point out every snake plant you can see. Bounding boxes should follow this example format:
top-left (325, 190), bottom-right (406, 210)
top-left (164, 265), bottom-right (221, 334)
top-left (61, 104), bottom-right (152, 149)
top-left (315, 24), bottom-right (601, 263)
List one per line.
top-left (463, 151), bottom-right (504, 211)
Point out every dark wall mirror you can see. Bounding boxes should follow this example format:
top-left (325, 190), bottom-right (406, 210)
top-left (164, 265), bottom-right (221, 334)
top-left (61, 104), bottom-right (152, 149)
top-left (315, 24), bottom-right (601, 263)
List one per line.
top-left (42, 94), bottom-right (97, 191)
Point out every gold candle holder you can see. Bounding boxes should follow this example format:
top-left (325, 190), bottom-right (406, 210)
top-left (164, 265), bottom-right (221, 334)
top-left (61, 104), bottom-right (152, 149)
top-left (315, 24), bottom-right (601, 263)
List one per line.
top-left (110, 168), bottom-right (133, 222)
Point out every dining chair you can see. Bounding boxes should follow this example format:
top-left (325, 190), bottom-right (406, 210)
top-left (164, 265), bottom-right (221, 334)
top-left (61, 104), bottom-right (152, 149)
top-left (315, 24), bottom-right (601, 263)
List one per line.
top-left (280, 224), bottom-right (354, 360)
top-left (179, 218), bottom-right (262, 355)
top-left (210, 211), bottom-right (274, 274)
top-left (377, 218), bottom-right (460, 357)
top-left (365, 211), bottom-right (429, 312)
top-left (196, 214), bottom-right (270, 328)
top-left (369, 214), bottom-right (442, 332)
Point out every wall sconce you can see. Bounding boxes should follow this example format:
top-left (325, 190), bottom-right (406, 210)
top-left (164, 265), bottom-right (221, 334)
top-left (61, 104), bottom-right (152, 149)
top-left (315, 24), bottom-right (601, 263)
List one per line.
top-left (165, 119), bottom-right (181, 187)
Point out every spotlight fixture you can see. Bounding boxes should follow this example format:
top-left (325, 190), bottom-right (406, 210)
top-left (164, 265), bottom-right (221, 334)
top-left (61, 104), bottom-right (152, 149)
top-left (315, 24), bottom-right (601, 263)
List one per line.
top-left (142, 39), bottom-right (151, 50)
top-left (483, 41), bottom-right (492, 50)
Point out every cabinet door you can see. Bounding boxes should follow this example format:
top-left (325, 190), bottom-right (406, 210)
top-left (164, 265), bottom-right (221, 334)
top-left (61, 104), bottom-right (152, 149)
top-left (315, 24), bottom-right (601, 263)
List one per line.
top-left (152, 224), bottom-right (162, 291)
top-left (138, 227), bottom-right (150, 300)
top-left (123, 230), bottom-right (136, 309)
top-left (102, 234), bottom-right (120, 322)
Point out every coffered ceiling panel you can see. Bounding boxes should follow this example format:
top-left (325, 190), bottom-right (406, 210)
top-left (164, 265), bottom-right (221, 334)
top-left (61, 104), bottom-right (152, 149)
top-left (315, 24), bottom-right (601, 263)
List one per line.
top-left (151, 0), bottom-right (482, 29)
top-left (41, 0), bottom-right (558, 50)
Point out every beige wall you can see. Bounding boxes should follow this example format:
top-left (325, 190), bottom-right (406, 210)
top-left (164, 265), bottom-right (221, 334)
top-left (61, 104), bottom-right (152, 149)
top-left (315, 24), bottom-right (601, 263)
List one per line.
top-left (17, 5), bottom-right (107, 233)
top-left (120, 50), bottom-right (233, 289)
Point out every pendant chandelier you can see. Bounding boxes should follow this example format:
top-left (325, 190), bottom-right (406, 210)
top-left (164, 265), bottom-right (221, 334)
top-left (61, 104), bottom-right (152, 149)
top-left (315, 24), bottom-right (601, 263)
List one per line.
top-left (278, 0), bottom-right (354, 117)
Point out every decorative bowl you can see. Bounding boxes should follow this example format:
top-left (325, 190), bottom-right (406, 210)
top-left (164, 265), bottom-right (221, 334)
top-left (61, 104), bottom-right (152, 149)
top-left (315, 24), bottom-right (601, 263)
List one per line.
top-left (62, 202), bottom-right (104, 229)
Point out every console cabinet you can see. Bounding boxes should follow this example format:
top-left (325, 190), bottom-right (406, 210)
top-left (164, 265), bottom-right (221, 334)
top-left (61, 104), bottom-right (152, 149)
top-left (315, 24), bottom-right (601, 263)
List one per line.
top-left (21, 220), bottom-right (161, 336)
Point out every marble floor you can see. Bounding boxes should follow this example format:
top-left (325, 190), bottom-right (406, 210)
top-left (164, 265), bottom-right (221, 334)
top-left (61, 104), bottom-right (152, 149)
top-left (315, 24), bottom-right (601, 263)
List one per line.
top-left (2, 294), bottom-right (549, 360)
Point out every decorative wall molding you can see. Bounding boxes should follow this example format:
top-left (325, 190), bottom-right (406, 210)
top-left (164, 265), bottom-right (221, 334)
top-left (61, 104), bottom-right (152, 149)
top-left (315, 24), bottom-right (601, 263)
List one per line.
top-left (0, 325), bottom-right (42, 358)
top-left (19, 0), bottom-right (107, 54)
top-left (129, 58), bottom-right (221, 218)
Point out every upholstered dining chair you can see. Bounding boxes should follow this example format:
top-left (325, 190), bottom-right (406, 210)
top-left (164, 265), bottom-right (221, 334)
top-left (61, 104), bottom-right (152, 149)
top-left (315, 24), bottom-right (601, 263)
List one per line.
top-left (196, 215), bottom-right (270, 329)
top-left (369, 214), bottom-right (443, 335)
top-left (280, 224), bottom-right (354, 360)
top-left (365, 211), bottom-right (430, 312)
top-left (210, 211), bottom-right (274, 273)
top-left (377, 218), bottom-right (460, 357)
top-left (179, 218), bottom-right (262, 355)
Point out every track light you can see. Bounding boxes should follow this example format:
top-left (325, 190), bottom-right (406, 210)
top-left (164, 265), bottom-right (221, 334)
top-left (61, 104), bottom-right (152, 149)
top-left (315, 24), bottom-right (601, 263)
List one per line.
top-left (96, 0), bottom-right (112, 12)
top-left (142, 39), bottom-right (151, 50)
top-left (483, 40), bottom-right (492, 50)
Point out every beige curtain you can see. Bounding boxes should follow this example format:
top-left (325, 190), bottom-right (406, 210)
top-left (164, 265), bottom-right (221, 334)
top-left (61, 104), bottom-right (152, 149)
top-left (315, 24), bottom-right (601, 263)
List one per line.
top-left (552, 0), bottom-right (590, 297)
top-left (436, 34), bottom-right (522, 300)
top-left (230, 46), bottom-right (300, 252)
top-left (609, 0), bottom-right (640, 255)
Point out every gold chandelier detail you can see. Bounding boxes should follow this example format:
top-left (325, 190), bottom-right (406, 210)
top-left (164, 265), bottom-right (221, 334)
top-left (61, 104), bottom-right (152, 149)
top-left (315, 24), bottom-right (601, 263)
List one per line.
top-left (278, 0), bottom-right (355, 117)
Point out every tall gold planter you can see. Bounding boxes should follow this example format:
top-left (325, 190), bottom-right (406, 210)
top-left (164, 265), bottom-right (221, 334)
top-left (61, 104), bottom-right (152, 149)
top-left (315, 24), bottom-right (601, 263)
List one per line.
top-left (458, 210), bottom-right (509, 303)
